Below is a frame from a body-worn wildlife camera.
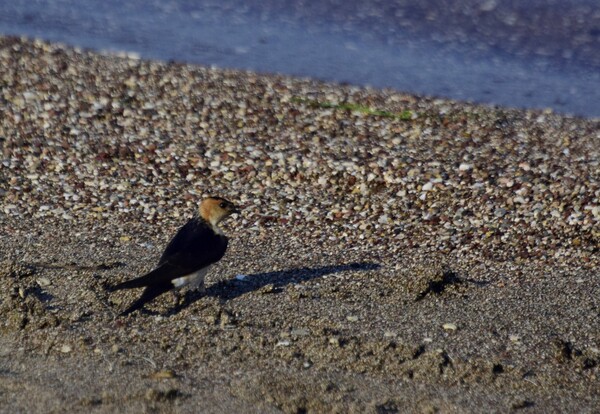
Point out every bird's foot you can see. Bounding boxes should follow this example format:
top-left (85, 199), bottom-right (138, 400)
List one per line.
top-left (183, 284), bottom-right (205, 305)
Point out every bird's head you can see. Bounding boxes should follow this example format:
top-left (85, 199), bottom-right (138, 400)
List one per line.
top-left (199, 197), bottom-right (239, 226)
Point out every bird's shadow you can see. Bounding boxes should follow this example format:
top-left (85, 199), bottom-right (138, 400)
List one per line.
top-left (166, 261), bottom-right (381, 316)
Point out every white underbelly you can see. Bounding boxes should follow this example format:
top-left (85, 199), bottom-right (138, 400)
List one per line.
top-left (171, 265), bottom-right (210, 289)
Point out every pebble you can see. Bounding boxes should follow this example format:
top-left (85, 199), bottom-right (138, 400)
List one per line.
top-left (422, 182), bottom-right (434, 191)
top-left (150, 370), bottom-right (176, 380)
top-left (329, 337), bottom-right (341, 346)
top-left (443, 323), bottom-right (458, 331)
top-left (494, 208), bottom-right (507, 218)
top-left (37, 278), bottom-right (51, 287)
top-left (291, 328), bottom-right (310, 337)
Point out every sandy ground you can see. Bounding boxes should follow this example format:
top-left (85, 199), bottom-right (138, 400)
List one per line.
top-left (0, 37), bottom-right (599, 413)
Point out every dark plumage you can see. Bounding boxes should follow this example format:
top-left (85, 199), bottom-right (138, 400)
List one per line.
top-left (110, 197), bottom-right (238, 315)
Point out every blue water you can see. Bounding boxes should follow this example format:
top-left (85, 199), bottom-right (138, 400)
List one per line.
top-left (0, 0), bottom-right (598, 117)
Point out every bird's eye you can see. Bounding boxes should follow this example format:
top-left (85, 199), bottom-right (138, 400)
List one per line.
top-left (220, 202), bottom-right (226, 208)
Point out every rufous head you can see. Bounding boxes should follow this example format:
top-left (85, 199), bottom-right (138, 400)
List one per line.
top-left (199, 197), bottom-right (239, 226)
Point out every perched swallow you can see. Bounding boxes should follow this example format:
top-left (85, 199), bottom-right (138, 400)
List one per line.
top-left (110, 196), bottom-right (238, 315)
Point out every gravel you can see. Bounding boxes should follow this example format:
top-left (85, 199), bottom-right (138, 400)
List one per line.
top-left (0, 36), bottom-right (599, 413)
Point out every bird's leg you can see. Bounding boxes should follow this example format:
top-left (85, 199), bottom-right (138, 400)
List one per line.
top-left (183, 281), bottom-right (205, 304)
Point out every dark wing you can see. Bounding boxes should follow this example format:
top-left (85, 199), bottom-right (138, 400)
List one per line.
top-left (157, 218), bottom-right (226, 266)
top-left (111, 218), bottom-right (228, 290)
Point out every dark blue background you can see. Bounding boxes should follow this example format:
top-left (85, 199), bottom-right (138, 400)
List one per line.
top-left (1, 0), bottom-right (598, 117)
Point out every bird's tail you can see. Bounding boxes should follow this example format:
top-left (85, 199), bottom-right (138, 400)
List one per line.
top-left (119, 284), bottom-right (171, 316)
top-left (109, 277), bottom-right (147, 291)
top-left (108, 264), bottom-right (170, 292)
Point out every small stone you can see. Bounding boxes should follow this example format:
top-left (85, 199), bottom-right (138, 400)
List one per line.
top-left (443, 323), bottom-right (457, 331)
top-left (60, 344), bottom-right (72, 353)
top-left (494, 208), bottom-right (507, 217)
top-left (150, 370), bottom-right (176, 380)
top-left (37, 277), bottom-right (51, 287)
top-left (346, 315), bottom-right (359, 322)
top-left (290, 328), bottom-right (310, 337)
top-left (513, 196), bottom-right (527, 204)
top-left (276, 340), bottom-right (291, 347)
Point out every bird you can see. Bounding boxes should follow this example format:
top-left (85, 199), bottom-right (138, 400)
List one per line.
top-left (109, 196), bottom-right (239, 316)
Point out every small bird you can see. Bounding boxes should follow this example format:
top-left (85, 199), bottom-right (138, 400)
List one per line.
top-left (110, 196), bottom-right (238, 315)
